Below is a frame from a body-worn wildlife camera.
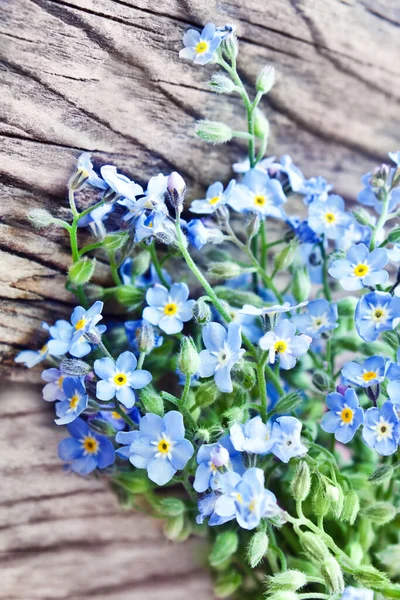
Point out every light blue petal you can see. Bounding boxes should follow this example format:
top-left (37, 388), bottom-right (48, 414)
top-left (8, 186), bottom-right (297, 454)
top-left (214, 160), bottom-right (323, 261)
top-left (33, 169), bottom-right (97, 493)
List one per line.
top-left (96, 380), bottom-right (116, 401)
top-left (146, 284), bottom-right (169, 308)
top-left (116, 351), bottom-right (137, 373)
top-left (67, 417), bottom-right (89, 439)
top-left (140, 413), bottom-right (164, 438)
top-left (164, 411), bottom-right (185, 440)
top-left (159, 315), bottom-right (183, 334)
top-left (97, 438), bottom-right (115, 468)
top-left (214, 365), bottom-right (233, 393)
top-left (143, 306), bottom-right (161, 326)
top-left (94, 357), bottom-right (116, 380)
top-left (170, 439), bottom-right (194, 470)
top-left (71, 456), bottom-right (97, 476)
top-left (129, 369), bottom-right (152, 389)
top-left (131, 436), bottom-right (158, 458)
top-left (147, 457), bottom-right (176, 485)
top-left (193, 463), bottom-right (212, 493)
top-left (169, 282), bottom-right (189, 303)
top-left (198, 350), bottom-right (218, 377)
top-left (116, 386), bottom-right (136, 408)
top-left (58, 438), bottom-right (82, 461)
top-left (202, 322), bottom-right (226, 352)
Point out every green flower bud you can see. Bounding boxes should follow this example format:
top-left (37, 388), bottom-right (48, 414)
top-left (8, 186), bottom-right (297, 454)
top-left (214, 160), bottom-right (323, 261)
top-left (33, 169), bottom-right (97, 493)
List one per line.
top-left (266, 570), bottom-right (307, 593)
top-left (341, 489), bottom-right (360, 525)
top-left (193, 298), bottom-right (212, 324)
top-left (299, 531), bottom-right (330, 563)
top-left (246, 531), bottom-right (269, 568)
top-left (292, 267), bottom-right (311, 303)
top-left (156, 497), bottom-right (186, 517)
top-left (326, 483), bottom-right (344, 518)
top-left (353, 565), bottom-right (390, 588)
top-left (273, 392), bottom-right (303, 415)
top-left (222, 34), bottom-right (238, 60)
top-left (193, 428), bottom-right (211, 444)
top-left (114, 284), bottom-right (145, 307)
top-left (174, 517), bottom-right (192, 542)
top-left (291, 461), bottom-right (311, 502)
top-left (131, 251), bottom-right (151, 277)
top-left (312, 370), bottom-right (332, 392)
top-left (321, 556), bottom-right (345, 594)
top-left (208, 261), bottom-right (249, 280)
top-left (368, 463), bottom-right (394, 485)
top-left (163, 513), bottom-right (185, 541)
top-left (209, 531), bottom-right (239, 567)
top-left (214, 286), bottom-right (264, 309)
top-left (103, 231), bottom-right (129, 252)
top-left (69, 257), bottom-right (96, 285)
top-left (223, 405), bottom-right (248, 427)
top-left (274, 242), bottom-right (299, 272)
top-left (347, 541), bottom-right (364, 566)
top-left (256, 65), bottom-right (276, 94)
top-left (177, 336), bottom-right (200, 376)
top-left (361, 501), bottom-right (397, 526)
top-left (312, 484), bottom-right (330, 517)
top-left (195, 381), bottom-right (220, 407)
top-left (359, 518), bottom-right (376, 552)
top-left (253, 108), bottom-right (270, 139)
top-left (214, 572), bottom-right (242, 598)
top-left (209, 73), bottom-right (237, 94)
top-left (353, 207), bottom-right (375, 226)
top-left (234, 361), bottom-right (257, 390)
top-left (139, 388), bottom-right (164, 417)
top-left (195, 120), bottom-right (232, 144)
top-left (88, 418), bottom-right (116, 436)
top-left (375, 544), bottom-right (400, 577)
top-left (245, 212), bottom-right (261, 240)
top-left (135, 321), bottom-right (156, 354)
top-left (28, 208), bottom-right (58, 228)
top-left (113, 471), bottom-right (153, 494)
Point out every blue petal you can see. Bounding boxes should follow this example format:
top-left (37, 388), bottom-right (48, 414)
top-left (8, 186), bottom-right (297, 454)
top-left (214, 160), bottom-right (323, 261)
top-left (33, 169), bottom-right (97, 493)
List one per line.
top-left (129, 369), bottom-right (152, 389)
top-left (116, 351), bottom-right (137, 373)
top-left (94, 357), bottom-right (116, 380)
top-left (71, 456), bottom-right (97, 476)
top-left (67, 417), bottom-right (89, 439)
top-left (116, 386), bottom-right (136, 408)
top-left (97, 438), bottom-right (115, 468)
top-left (193, 463), bottom-right (212, 493)
top-left (163, 411), bottom-right (185, 440)
top-left (202, 322), bottom-right (226, 352)
top-left (147, 457), bottom-right (176, 485)
top-left (58, 438), bottom-right (82, 461)
top-left (96, 380), bottom-right (116, 401)
top-left (140, 413), bottom-right (164, 438)
top-left (170, 438), bottom-right (194, 470)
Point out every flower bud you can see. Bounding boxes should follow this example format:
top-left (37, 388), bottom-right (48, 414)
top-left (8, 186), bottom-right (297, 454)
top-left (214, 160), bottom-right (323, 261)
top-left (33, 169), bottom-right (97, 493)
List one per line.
top-left (88, 418), bottom-right (116, 437)
top-left (347, 541), bottom-right (364, 566)
top-left (208, 261), bottom-right (246, 280)
top-left (59, 358), bottom-right (92, 377)
top-left (341, 489), bottom-right (360, 525)
top-left (353, 565), bottom-right (390, 588)
top-left (292, 267), bottom-right (311, 303)
top-left (177, 336), bottom-right (200, 377)
top-left (312, 484), bottom-right (330, 517)
top-left (370, 164), bottom-right (390, 188)
top-left (209, 73), bottom-right (237, 94)
top-left (256, 65), bottom-right (276, 94)
top-left (326, 484), bottom-right (344, 518)
top-left (193, 298), bottom-right (212, 324)
top-left (135, 321), bottom-right (156, 354)
top-left (83, 329), bottom-right (103, 347)
top-left (312, 371), bottom-right (332, 392)
top-left (167, 171), bottom-right (186, 213)
top-left (156, 497), bottom-right (186, 517)
top-left (163, 513), bottom-right (185, 541)
top-left (368, 464), bottom-right (394, 485)
top-left (131, 251), bottom-right (151, 277)
top-left (388, 226), bottom-right (400, 243)
top-left (222, 34), bottom-right (238, 60)
top-left (299, 531), bottom-right (330, 563)
top-left (266, 570), bottom-right (307, 593)
top-left (337, 296), bottom-right (358, 317)
top-left (234, 362), bottom-right (257, 390)
top-left (245, 212), bottom-right (261, 240)
top-left (209, 531), bottom-right (239, 567)
top-left (113, 471), bottom-right (153, 494)
top-left (156, 219), bottom-right (180, 246)
top-left (139, 388), bottom-right (164, 417)
top-left (195, 381), bottom-right (220, 407)
top-left (361, 501), bottom-right (397, 526)
top-left (28, 208), bottom-right (57, 229)
top-left (274, 242), bottom-right (299, 273)
top-left (291, 461), bottom-right (311, 503)
top-left (210, 444), bottom-right (230, 468)
top-left (321, 556), bottom-right (345, 594)
top-left (193, 428), bottom-right (211, 444)
top-left (195, 120), bottom-right (232, 144)
top-left (253, 108), bottom-right (270, 139)
top-left (246, 531), bottom-right (269, 568)
top-left (223, 405), bottom-right (247, 427)
top-left (268, 593), bottom-right (299, 600)
top-left (352, 207), bottom-right (375, 226)
top-left (214, 572), bottom-right (242, 598)
top-left (69, 257), bottom-right (96, 285)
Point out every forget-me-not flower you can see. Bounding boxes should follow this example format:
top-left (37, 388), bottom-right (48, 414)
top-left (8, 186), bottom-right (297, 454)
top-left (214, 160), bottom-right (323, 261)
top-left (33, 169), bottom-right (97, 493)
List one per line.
top-left (342, 356), bottom-right (387, 388)
top-left (362, 401), bottom-right (400, 455)
top-left (143, 283), bottom-right (195, 334)
top-left (58, 418), bottom-right (115, 476)
top-left (41, 368), bottom-right (67, 402)
top-left (228, 169), bottom-right (287, 219)
top-left (259, 319), bottom-right (311, 370)
top-left (321, 388), bottom-right (364, 443)
top-left (308, 195), bottom-right (353, 239)
top-left (198, 322), bottom-right (245, 393)
top-left (184, 219), bottom-right (224, 250)
top-left (355, 291), bottom-right (400, 342)
top-left (267, 416), bottom-right (307, 462)
top-left (358, 171), bottom-right (400, 215)
top-left (94, 351), bottom-right (152, 408)
top-left (292, 299), bottom-right (338, 339)
top-left (100, 165), bottom-right (143, 201)
top-left (179, 23), bottom-right (222, 65)
top-left (190, 180), bottom-right (235, 214)
top-left (55, 376), bottom-right (88, 426)
top-left (196, 492), bottom-right (233, 526)
top-left (16, 343), bottom-right (49, 368)
top-left (193, 436), bottom-right (244, 493)
top-left (78, 204), bottom-right (113, 239)
top-left (98, 405), bottom-right (140, 432)
top-left (230, 416), bottom-right (272, 454)
top-left (124, 319), bottom-right (163, 353)
top-left (115, 411), bottom-right (194, 486)
top-left (72, 153), bottom-right (107, 190)
top-left (329, 243), bottom-right (388, 291)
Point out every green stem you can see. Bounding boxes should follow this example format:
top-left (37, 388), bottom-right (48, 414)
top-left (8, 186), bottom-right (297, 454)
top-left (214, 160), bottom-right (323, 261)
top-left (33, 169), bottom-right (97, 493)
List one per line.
top-left (79, 242), bottom-right (104, 257)
top-left (260, 221), bottom-right (268, 270)
top-left (68, 189), bottom-right (78, 217)
top-left (108, 251), bottom-right (122, 286)
top-left (257, 361), bottom-right (268, 421)
top-left (181, 373), bottom-right (191, 406)
top-left (319, 241), bottom-right (332, 301)
top-left (137, 352), bottom-right (146, 369)
top-left (148, 242), bottom-right (170, 288)
top-left (370, 188), bottom-right (390, 250)
top-left (113, 402), bottom-right (136, 429)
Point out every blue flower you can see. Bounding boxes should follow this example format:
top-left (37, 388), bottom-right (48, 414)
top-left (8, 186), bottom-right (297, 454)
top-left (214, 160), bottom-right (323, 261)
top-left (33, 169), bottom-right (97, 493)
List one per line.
top-left (134, 206), bottom-right (172, 243)
top-left (179, 23), bottom-right (222, 65)
top-left (286, 216), bottom-right (321, 244)
top-left (58, 418), bottom-right (115, 475)
top-left (70, 301), bottom-right (105, 344)
top-left (358, 172), bottom-right (400, 215)
top-left (329, 244), bottom-right (388, 291)
top-left (124, 319), bottom-right (164, 352)
top-left (193, 436), bottom-right (244, 493)
top-left (100, 165), bottom-right (143, 201)
top-left (55, 377), bottom-right (88, 426)
top-left (335, 220), bottom-right (372, 253)
top-left (272, 155), bottom-right (306, 193)
top-left (41, 368), bottom-right (67, 402)
top-left (341, 586), bottom-right (374, 600)
top-left (115, 411), bottom-right (194, 485)
top-left (94, 351), bottom-right (152, 408)
top-left (15, 344), bottom-right (49, 368)
top-left (300, 176), bottom-right (333, 205)
top-left (230, 416), bottom-right (272, 454)
top-left (267, 416), bottom-right (307, 462)
top-left (190, 180), bottom-right (235, 214)
top-left (212, 468), bottom-right (280, 530)
top-left (97, 405), bottom-right (141, 432)
top-left (144, 173), bottom-right (168, 205)
top-left (321, 388), bottom-right (364, 444)
top-left (228, 169), bottom-right (286, 218)
top-left (342, 356), bottom-right (387, 388)
top-left (259, 319), bottom-right (311, 370)
top-left (143, 283), bottom-right (195, 335)
top-left (239, 300), bottom-right (308, 318)
top-left (196, 492), bottom-right (232, 526)
top-left (308, 195), bottom-right (353, 239)
top-left (184, 218), bottom-right (224, 250)
top-left (78, 204), bottom-right (113, 237)
top-left (73, 153), bottom-right (107, 189)
top-left (355, 291), bottom-right (400, 342)
top-left (198, 322), bottom-right (245, 393)
top-left (119, 257), bottom-right (171, 288)
top-left (292, 299), bottom-right (338, 339)
top-left (362, 401), bottom-right (400, 455)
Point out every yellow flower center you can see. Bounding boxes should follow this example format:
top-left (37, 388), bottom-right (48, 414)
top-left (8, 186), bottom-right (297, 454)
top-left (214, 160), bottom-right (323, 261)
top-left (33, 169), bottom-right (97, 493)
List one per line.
top-left (40, 344), bottom-right (48, 355)
top-left (112, 411), bottom-right (123, 420)
top-left (113, 373), bottom-right (128, 386)
top-left (75, 318), bottom-right (87, 330)
top-left (274, 340), bottom-right (287, 353)
top-left (164, 302), bottom-right (178, 315)
top-left (362, 371), bottom-right (377, 382)
top-left (82, 436), bottom-right (99, 454)
top-left (372, 307), bottom-right (386, 322)
top-left (254, 194), bottom-right (266, 206)
top-left (69, 394), bottom-right (79, 410)
top-left (196, 41), bottom-right (208, 54)
top-left (236, 493), bottom-right (243, 503)
top-left (354, 263), bottom-right (369, 277)
top-left (157, 439), bottom-right (171, 454)
top-left (340, 407), bottom-right (353, 423)
top-left (209, 196), bottom-right (221, 205)
top-left (58, 375), bottom-right (64, 388)
top-left (249, 500), bottom-right (257, 513)
top-left (325, 212), bottom-right (336, 223)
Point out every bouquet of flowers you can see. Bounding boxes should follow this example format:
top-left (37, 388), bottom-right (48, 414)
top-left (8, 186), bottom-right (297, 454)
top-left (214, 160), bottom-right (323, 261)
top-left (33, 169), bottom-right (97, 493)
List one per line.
top-left (17, 22), bottom-right (400, 600)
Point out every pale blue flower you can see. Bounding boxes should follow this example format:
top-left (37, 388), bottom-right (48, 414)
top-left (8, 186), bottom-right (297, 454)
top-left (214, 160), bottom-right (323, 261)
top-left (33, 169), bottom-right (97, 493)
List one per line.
top-left (342, 356), bottom-right (387, 388)
top-left (259, 319), bottom-right (311, 370)
top-left (190, 180), bottom-right (235, 214)
top-left (143, 283), bottom-right (195, 335)
top-left (362, 401), bottom-right (400, 455)
top-left (184, 219), bottom-right (224, 250)
top-left (70, 301), bottom-right (105, 345)
top-left (15, 344), bottom-right (49, 368)
top-left (230, 416), bottom-right (272, 454)
top-left (335, 220), bottom-right (372, 253)
top-left (94, 351), bottom-right (152, 408)
top-left (75, 153), bottom-right (107, 189)
top-left (41, 368), bottom-right (67, 402)
top-left (267, 416), bottom-right (307, 463)
top-left (115, 411), bottom-right (194, 485)
top-left (78, 204), bottom-right (113, 238)
top-left (358, 171), bottom-right (400, 214)
top-left (198, 322), bottom-right (245, 393)
top-left (134, 206), bottom-right (170, 243)
top-left (193, 436), bottom-right (244, 493)
top-left (232, 156), bottom-right (276, 174)
top-left (228, 169), bottom-right (287, 219)
top-left (58, 418), bottom-right (115, 475)
top-left (97, 405), bottom-right (140, 432)
top-left (292, 299), bottom-right (338, 339)
top-left (329, 244), bottom-right (388, 291)
top-left (286, 216), bottom-right (321, 244)
top-left (196, 492), bottom-right (232, 526)
top-left (271, 155), bottom-right (305, 193)
top-left (55, 377), bottom-right (88, 426)
top-left (355, 291), bottom-right (400, 342)
top-left (100, 165), bottom-right (143, 201)
top-left (300, 176), bottom-right (333, 205)
top-left (179, 23), bottom-right (222, 65)
top-left (239, 300), bottom-right (308, 318)
top-left (321, 388), bottom-right (364, 444)
top-left (308, 195), bottom-right (353, 239)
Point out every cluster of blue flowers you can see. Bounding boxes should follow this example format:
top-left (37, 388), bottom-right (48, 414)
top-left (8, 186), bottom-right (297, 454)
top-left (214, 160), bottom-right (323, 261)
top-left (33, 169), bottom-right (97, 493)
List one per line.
top-left (18, 21), bottom-right (400, 600)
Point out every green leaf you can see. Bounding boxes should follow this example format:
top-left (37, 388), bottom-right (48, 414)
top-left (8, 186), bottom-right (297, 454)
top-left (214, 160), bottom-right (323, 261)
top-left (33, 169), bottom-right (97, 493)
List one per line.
top-left (271, 392), bottom-right (303, 415)
top-left (103, 231), bottom-right (130, 252)
top-left (69, 257), bottom-right (96, 284)
top-left (388, 227), bottom-right (400, 243)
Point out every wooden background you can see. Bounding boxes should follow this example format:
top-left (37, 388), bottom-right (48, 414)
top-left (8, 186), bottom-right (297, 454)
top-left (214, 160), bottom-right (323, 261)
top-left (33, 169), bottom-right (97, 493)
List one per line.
top-left (1, 0), bottom-right (399, 598)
